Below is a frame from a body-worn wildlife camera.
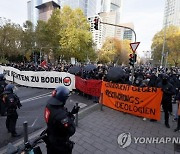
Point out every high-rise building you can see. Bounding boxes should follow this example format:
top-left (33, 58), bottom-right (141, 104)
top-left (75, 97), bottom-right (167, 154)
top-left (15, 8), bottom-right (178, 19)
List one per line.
top-left (100, 11), bottom-right (121, 42)
top-left (36, 1), bottom-right (60, 22)
top-left (27, 0), bottom-right (42, 27)
top-left (88, 16), bottom-right (103, 50)
top-left (100, 0), bottom-right (122, 13)
top-left (58, 0), bottom-right (101, 17)
top-left (163, 0), bottom-right (180, 27)
top-left (58, 0), bottom-right (124, 50)
top-left (91, 0), bottom-right (123, 49)
top-left (59, 0), bottom-right (86, 15)
top-left (121, 23), bottom-right (134, 41)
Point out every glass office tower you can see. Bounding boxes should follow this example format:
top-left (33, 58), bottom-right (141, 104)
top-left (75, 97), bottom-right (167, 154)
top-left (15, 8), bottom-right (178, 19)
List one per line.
top-left (27, 0), bottom-right (42, 27)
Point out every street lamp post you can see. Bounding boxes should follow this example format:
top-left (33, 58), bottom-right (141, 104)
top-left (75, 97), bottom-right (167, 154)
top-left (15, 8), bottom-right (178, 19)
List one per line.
top-left (99, 21), bottom-right (136, 42)
top-left (99, 21), bottom-right (137, 83)
top-left (160, 0), bottom-right (170, 67)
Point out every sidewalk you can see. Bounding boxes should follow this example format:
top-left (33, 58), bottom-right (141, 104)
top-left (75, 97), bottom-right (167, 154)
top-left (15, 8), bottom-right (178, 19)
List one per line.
top-left (40, 106), bottom-right (180, 154)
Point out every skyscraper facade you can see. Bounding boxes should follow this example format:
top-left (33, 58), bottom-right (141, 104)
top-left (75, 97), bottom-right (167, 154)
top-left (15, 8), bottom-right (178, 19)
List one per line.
top-left (101, 0), bottom-right (122, 13)
top-left (95, 0), bottom-right (123, 49)
top-left (59, 0), bottom-right (100, 17)
top-left (58, 0), bottom-right (124, 50)
top-left (88, 16), bottom-right (103, 50)
top-left (122, 23), bottom-right (134, 41)
top-left (59, 0), bottom-right (86, 15)
top-left (163, 0), bottom-right (180, 27)
top-left (27, 0), bottom-right (42, 27)
top-left (36, 1), bottom-right (60, 22)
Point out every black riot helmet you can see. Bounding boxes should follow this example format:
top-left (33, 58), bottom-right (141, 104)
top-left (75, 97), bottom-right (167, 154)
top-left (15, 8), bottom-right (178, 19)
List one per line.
top-left (48, 86), bottom-right (70, 106)
top-left (0, 74), bottom-right (5, 81)
top-left (4, 84), bottom-right (14, 93)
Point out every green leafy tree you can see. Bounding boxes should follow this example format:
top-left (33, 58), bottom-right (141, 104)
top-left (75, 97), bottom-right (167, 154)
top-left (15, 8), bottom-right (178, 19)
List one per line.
top-left (46, 8), bottom-right (62, 58)
top-left (20, 20), bottom-right (35, 61)
top-left (0, 18), bottom-right (22, 60)
top-left (151, 26), bottom-right (180, 66)
top-left (98, 38), bottom-right (131, 64)
top-left (46, 6), bottom-right (95, 62)
top-left (35, 20), bottom-right (49, 51)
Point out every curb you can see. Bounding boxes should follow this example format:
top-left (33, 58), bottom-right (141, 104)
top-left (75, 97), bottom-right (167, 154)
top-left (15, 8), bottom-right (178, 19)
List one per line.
top-left (0, 103), bottom-right (100, 154)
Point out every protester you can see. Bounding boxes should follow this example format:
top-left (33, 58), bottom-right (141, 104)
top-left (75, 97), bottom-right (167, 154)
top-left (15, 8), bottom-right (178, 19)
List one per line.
top-left (1, 61), bottom-right (180, 131)
top-left (157, 74), bottom-right (176, 128)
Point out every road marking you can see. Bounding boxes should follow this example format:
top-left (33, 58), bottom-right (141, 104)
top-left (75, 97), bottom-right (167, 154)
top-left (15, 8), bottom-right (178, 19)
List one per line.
top-left (0, 104), bottom-right (99, 154)
top-left (31, 118), bottom-right (37, 127)
top-left (16, 118), bottom-right (37, 128)
top-left (78, 102), bottom-right (87, 108)
top-left (69, 99), bottom-right (87, 108)
top-left (21, 92), bottom-right (51, 104)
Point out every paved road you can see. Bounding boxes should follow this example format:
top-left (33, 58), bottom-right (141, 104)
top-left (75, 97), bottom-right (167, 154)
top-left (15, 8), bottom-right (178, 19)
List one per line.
top-left (23, 105), bottom-right (180, 154)
top-left (64, 107), bottom-right (180, 154)
top-left (0, 86), bottom-right (94, 148)
top-left (1, 94), bottom-right (180, 154)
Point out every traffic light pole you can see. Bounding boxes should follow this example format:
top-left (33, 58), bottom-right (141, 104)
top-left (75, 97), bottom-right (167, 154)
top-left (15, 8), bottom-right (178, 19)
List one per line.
top-left (100, 21), bottom-right (137, 83)
top-left (100, 21), bottom-right (137, 42)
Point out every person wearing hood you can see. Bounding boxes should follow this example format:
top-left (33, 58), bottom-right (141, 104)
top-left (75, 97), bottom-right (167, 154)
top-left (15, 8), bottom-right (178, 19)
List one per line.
top-left (157, 74), bottom-right (176, 128)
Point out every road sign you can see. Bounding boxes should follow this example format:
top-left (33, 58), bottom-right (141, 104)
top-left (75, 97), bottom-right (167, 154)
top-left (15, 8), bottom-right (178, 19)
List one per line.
top-left (130, 42), bottom-right (140, 52)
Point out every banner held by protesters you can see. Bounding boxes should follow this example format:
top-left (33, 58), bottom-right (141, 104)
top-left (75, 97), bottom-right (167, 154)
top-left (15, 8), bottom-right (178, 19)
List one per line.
top-left (101, 81), bottom-right (163, 120)
top-left (75, 76), bottom-right (102, 97)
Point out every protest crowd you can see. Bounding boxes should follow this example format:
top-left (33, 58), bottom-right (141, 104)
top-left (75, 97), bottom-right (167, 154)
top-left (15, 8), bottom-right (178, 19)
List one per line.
top-left (0, 61), bottom-right (180, 131)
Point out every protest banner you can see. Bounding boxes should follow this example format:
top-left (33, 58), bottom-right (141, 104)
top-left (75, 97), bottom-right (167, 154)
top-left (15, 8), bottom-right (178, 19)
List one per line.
top-left (0, 65), bottom-right (75, 90)
top-left (101, 81), bottom-right (163, 120)
top-left (75, 76), bottom-right (102, 97)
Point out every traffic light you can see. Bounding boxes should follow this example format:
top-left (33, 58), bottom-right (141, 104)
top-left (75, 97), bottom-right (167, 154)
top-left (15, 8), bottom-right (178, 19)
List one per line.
top-left (134, 53), bottom-right (137, 62)
top-left (94, 17), bottom-right (99, 30)
top-left (129, 54), bottom-right (134, 66)
top-left (129, 53), bottom-right (137, 66)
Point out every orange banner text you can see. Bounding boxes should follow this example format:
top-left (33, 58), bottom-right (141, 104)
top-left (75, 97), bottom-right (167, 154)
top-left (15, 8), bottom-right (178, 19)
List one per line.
top-left (101, 81), bottom-right (163, 120)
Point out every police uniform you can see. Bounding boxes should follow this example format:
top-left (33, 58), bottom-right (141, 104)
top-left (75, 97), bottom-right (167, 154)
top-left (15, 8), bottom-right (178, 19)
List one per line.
top-left (0, 74), bottom-right (7, 116)
top-left (3, 84), bottom-right (22, 137)
top-left (44, 86), bottom-right (79, 154)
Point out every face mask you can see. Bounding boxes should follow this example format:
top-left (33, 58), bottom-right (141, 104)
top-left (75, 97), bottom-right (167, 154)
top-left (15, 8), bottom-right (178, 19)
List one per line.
top-left (135, 80), bottom-right (139, 84)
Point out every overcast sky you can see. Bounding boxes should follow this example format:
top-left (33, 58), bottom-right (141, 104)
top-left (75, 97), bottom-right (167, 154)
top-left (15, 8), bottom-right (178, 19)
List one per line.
top-left (0, 0), bottom-right (165, 55)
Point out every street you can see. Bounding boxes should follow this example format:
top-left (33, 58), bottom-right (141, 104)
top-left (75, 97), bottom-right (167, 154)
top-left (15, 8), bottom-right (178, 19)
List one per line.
top-left (0, 86), bottom-right (94, 148)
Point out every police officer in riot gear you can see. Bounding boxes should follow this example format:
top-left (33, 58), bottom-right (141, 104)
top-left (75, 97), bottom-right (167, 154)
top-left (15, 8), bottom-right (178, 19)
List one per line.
top-left (3, 84), bottom-right (22, 137)
top-left (0, 74), bottom-right (8, 116)
top-left (44, 86), bottom-right (79, 154)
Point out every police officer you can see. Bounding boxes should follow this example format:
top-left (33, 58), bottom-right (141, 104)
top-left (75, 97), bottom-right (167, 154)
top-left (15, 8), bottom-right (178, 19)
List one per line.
top-left (0, 74), bottom-right (8, 116)
top-left (3, 84), bottom-right (22, 137)
top-left (44, 86), bottom-right (79, 154)
top-left (157, 74), bottom-right (176, 128)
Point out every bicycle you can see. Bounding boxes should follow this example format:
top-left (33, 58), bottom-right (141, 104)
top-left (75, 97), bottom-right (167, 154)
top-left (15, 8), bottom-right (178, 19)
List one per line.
top-left (7, 129), bottom-right (47, 154)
